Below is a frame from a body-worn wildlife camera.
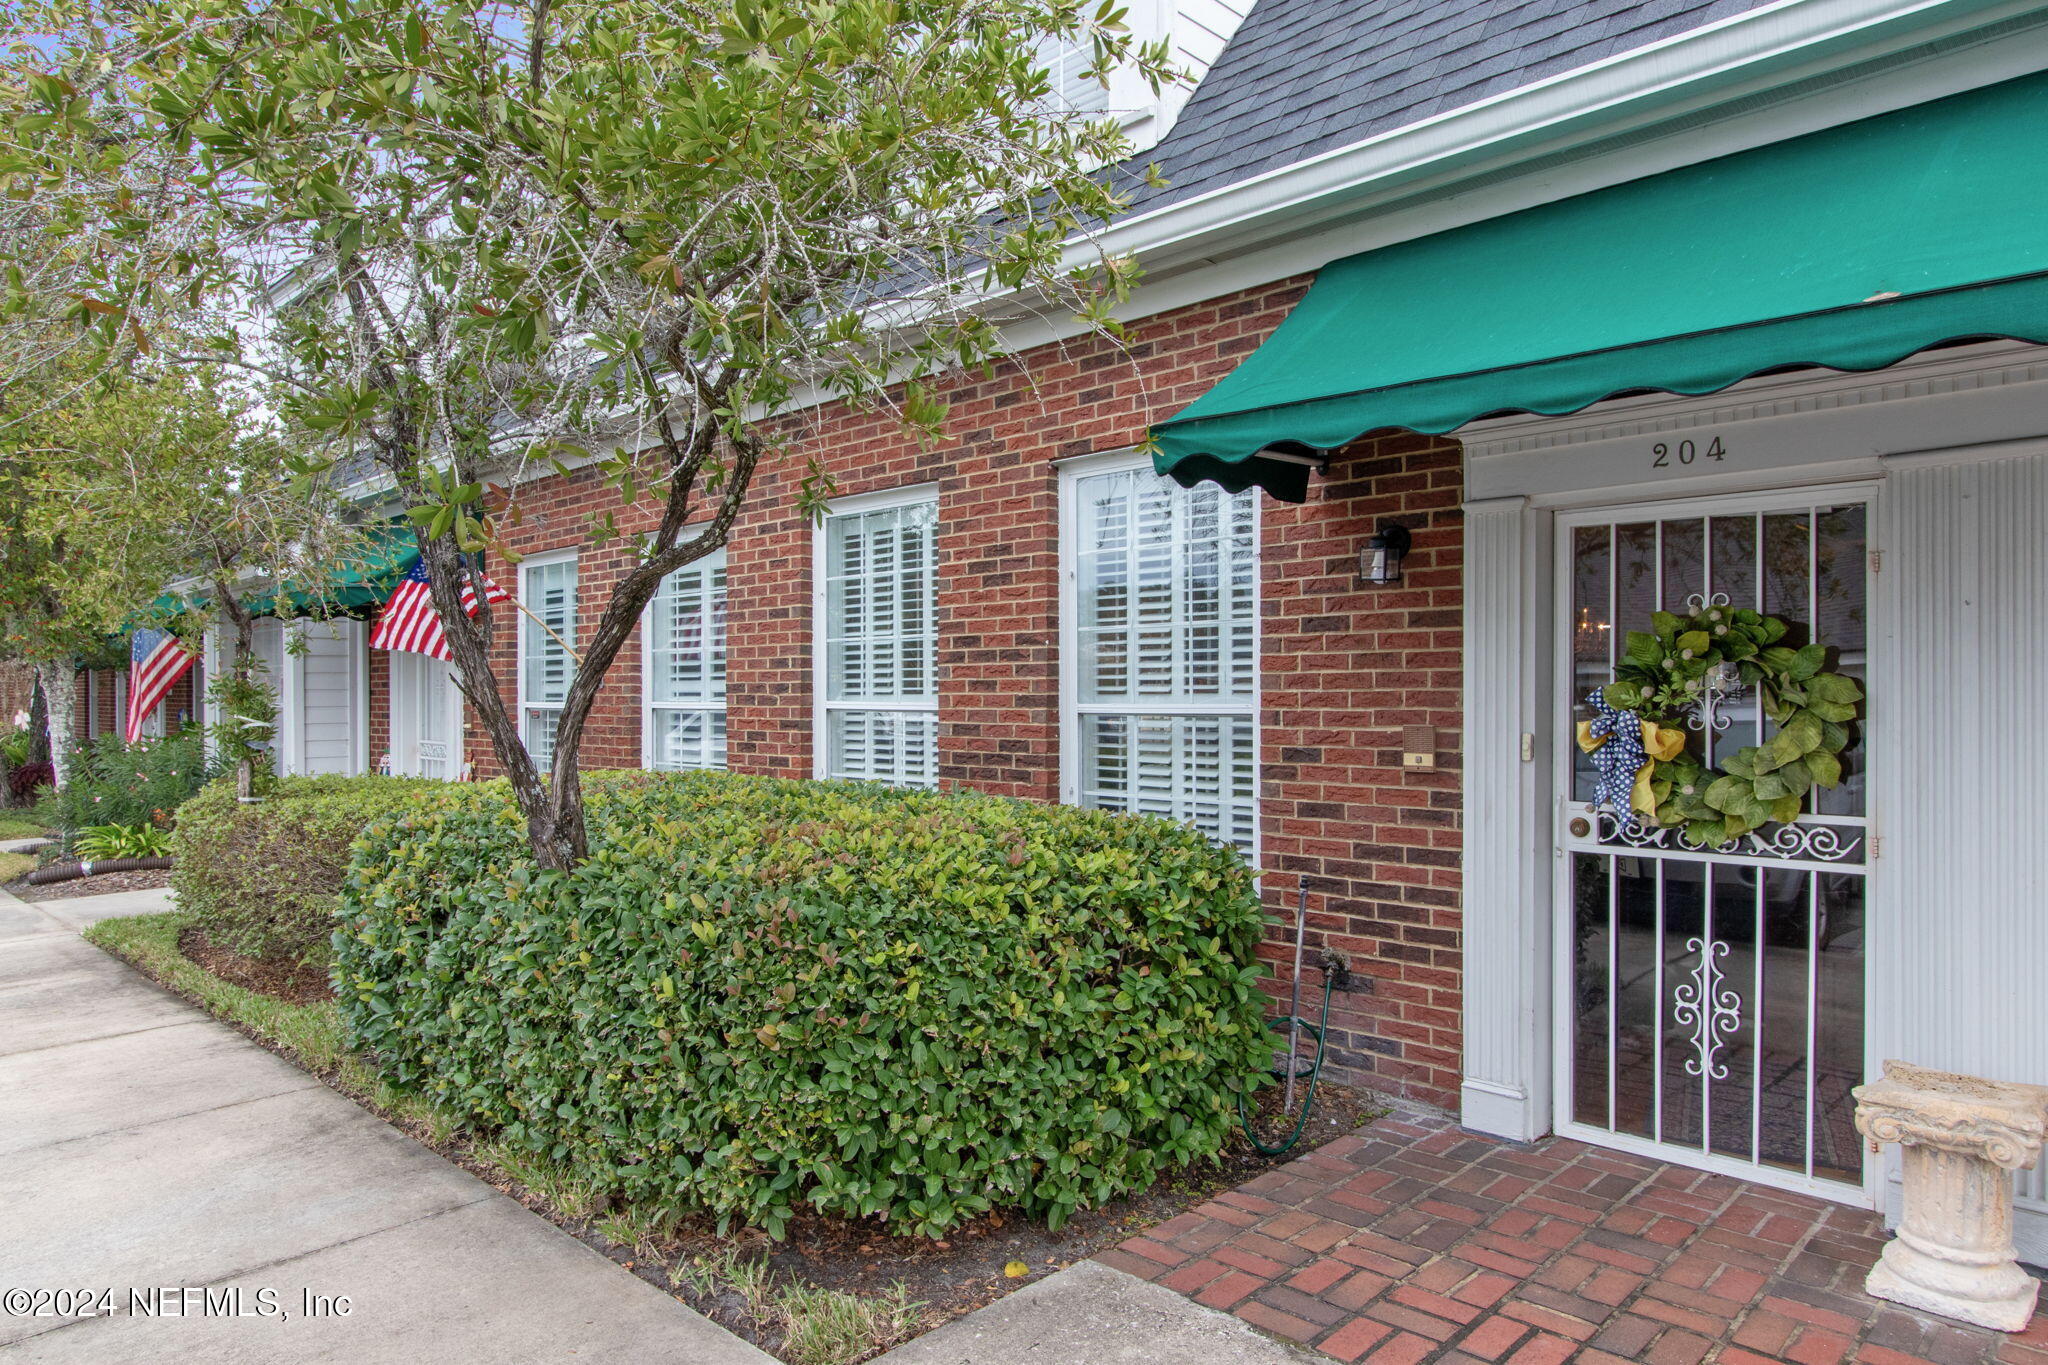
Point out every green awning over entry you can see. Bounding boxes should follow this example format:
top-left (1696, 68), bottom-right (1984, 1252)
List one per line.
top-left (1150, 68), bottom-right (2048, 502)
top-left (249, 523), bottom-right (420, 617)
top-left (147, 523), bottom-right (420, 621)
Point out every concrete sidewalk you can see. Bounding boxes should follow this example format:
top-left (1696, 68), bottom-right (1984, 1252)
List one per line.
top-left (873, 1260), bottom-right (1317, 1364)
top-left (0, 888), bottom-right (772, 1364)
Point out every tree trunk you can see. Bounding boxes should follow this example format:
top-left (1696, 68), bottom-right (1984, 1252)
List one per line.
top-left (212, 583), bottom-right (263, 799)
top-left (37, 662), bottom-right (73, 791)
top-left (27, 675), bottom-right (49, 766)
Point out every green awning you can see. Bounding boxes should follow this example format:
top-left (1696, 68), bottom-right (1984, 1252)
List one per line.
top-left (1151, 68), bottom-right (2048, 502)
top-left (248, 524), bottom-right (420, 616)
top-left (146, 524), bottom-right (420, 620)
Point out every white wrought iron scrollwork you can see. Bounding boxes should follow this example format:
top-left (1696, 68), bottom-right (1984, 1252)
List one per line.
top-left (1745, 821), bottom-right (1863, 863)
top-left (1595, 809), bottom-right (1741, 855)
top-left (1682, 594), bottom-right (1737, 735)
top-left (1670, 938), bottom-right (1742, 1080)
top-left (1587, 808), bottom-right (1864, 866)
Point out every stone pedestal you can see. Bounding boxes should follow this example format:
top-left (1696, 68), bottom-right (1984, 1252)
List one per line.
top-left (1853, 1061), bottom-right (2048, 1332)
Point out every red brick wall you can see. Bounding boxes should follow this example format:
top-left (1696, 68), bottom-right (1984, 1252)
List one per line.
top-left (70, 664), bottom-right (199, 743)
top-left (367, 648), bottom-right (390, 772)
top-left (405, 276), bottom-right (1466, 1108)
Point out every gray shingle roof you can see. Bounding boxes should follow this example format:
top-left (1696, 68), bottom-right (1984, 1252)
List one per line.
top-left (1121, 0), bottom-right (1778, 214)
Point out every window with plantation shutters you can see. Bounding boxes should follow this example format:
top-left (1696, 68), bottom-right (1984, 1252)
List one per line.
top-left (519, 555), bottom-right (576, 772)
top-left (816, 491), bottom-right (938, 787)
top-left (1064, 460), bottom-right (1258, 851)
top-left (645, 549), bottom-right (726, 771)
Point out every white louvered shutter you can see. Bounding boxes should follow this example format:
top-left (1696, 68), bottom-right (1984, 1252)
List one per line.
top-left (1072, 470), bottom-right (1258, 850)
top-left (821, 498), bottom-right (938, 786)
top-left (648, 550), bottom-right (728, 770)
top-left (520, 558), bottom-right (577, 770)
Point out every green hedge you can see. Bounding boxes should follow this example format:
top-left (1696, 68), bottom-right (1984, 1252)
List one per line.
top-left (335, 771), bottom-right (1270, 1238)
top-left (171, 775), bottom-right (450, 968)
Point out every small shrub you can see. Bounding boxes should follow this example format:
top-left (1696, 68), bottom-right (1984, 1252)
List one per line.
top-left (8, 761), bottom-right (52, 800)
top-left (336, 771), bottom-right (1270, 1240)
top-left (75, 823), bottom-right (175, 859)
top-left (0, 725), bottom-right (32, 768)
top-left (40, 728), bottom-right (214, 838)
top-left (171, 774), bottom-right (448, 969)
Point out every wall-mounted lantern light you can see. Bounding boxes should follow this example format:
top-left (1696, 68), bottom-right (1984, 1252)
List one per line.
top-left (1359, 521), bottom-right (1412, 585)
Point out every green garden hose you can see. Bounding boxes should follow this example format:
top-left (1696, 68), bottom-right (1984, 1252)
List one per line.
top-left (1237, 971), bottom-right (1336, 1155)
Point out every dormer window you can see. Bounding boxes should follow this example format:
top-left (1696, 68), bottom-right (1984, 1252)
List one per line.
top-left (1037, 33), bottom-right (1114, 117)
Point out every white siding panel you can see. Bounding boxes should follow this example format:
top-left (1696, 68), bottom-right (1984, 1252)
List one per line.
top-left (1460, 497), bottom-right (1554, 1142)
top-left (1174, 0), bottom-right (1252, 72)
top-left (293, 620), bottom-right (362, 776)
top-left (1876, 449), bottom-right (2048, 1263)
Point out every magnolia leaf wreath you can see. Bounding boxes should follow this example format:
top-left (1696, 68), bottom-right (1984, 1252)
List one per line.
top-left (1578, 599), bottom-right (1864, 847)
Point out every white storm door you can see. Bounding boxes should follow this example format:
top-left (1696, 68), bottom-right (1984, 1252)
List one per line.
top-left (1553, 488), bottom-right (1873, 1202)
top-left (391, 651), bottom-right (461, 780)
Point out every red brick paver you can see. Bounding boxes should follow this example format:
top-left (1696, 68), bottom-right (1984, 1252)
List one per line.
top-left (1101, 1109), bottom-right (2048, 1364)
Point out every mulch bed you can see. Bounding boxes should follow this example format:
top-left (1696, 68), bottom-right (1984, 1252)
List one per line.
top-left (153, 925), bottom-right (1386, 1360)
top-left (682, 1081), bottom-right (1385, 1333)
top-left (7, 866), bottom-right (173, 902)
top-left (177, 926), bottom-right (331, 1005)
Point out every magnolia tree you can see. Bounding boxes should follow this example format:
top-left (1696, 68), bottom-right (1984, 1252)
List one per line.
top-left (3, 0), bottom-right (1176, 867)
top-left (26, 383), bottom-right (369, 795)
top-left (0, 344), bottom-right (365, 791)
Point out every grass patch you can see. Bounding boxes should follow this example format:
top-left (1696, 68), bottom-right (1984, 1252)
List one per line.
top-left (778, 1282), bottom-right (925, 1365)
top-left (0, 851), bottom-right (36, 883)
top-left (82, 910), bottom-right (444, 1133)
top-left (0, 817), bottom-right (47, 841)
top-left (83, 909), bottom-right (931, 1364)
top-left (670, 1251), bottom-right (925, 1365)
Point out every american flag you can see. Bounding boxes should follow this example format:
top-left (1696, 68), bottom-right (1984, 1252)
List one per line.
top-left (369, 558), bottom-right (511, 661)
top-left (125, 627), bottom-right (198, 743)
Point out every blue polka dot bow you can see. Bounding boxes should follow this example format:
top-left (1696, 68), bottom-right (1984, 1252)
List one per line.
top-left (1583, 688), bottom-right (1647, 813)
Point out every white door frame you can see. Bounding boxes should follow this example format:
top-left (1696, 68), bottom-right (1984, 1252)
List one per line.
top-left (1459, 342), bottom-right (2048, 1246)
top-left (1546, 482), bottom-right (1878, 1207)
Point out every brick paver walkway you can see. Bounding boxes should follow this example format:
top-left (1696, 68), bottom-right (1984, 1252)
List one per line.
top-left (1097, 1109), bottom-right (2048, 1365)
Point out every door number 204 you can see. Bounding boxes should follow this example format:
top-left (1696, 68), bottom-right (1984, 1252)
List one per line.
top-left (1652, 436), bottom-right (1728, 468)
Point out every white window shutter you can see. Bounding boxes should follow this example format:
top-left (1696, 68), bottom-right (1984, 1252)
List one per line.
top-left (648, 550), bottom-right (729, 771)
top-left (1071, 469), bottom-right (1258, 851)
top-left (821, 497), bottom-right (939, 787)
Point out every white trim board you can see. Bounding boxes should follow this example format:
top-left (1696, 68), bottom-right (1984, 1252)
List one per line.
top-left (1464, 341), bottom-right (2048, 506)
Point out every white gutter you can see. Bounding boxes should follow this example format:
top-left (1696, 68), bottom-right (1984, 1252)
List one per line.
top-left (1087, 0), bottom-right (2048, 278)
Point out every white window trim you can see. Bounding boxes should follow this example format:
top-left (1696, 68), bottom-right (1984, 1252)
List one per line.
top-left (811, 482), bottom-right (940, 782)
top-left (1057, 448), bottom-right (1263, 856)
top-left (517, 548), bottom-right (579, 771)
top-left (640, 544), bottom-right (728, 772)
